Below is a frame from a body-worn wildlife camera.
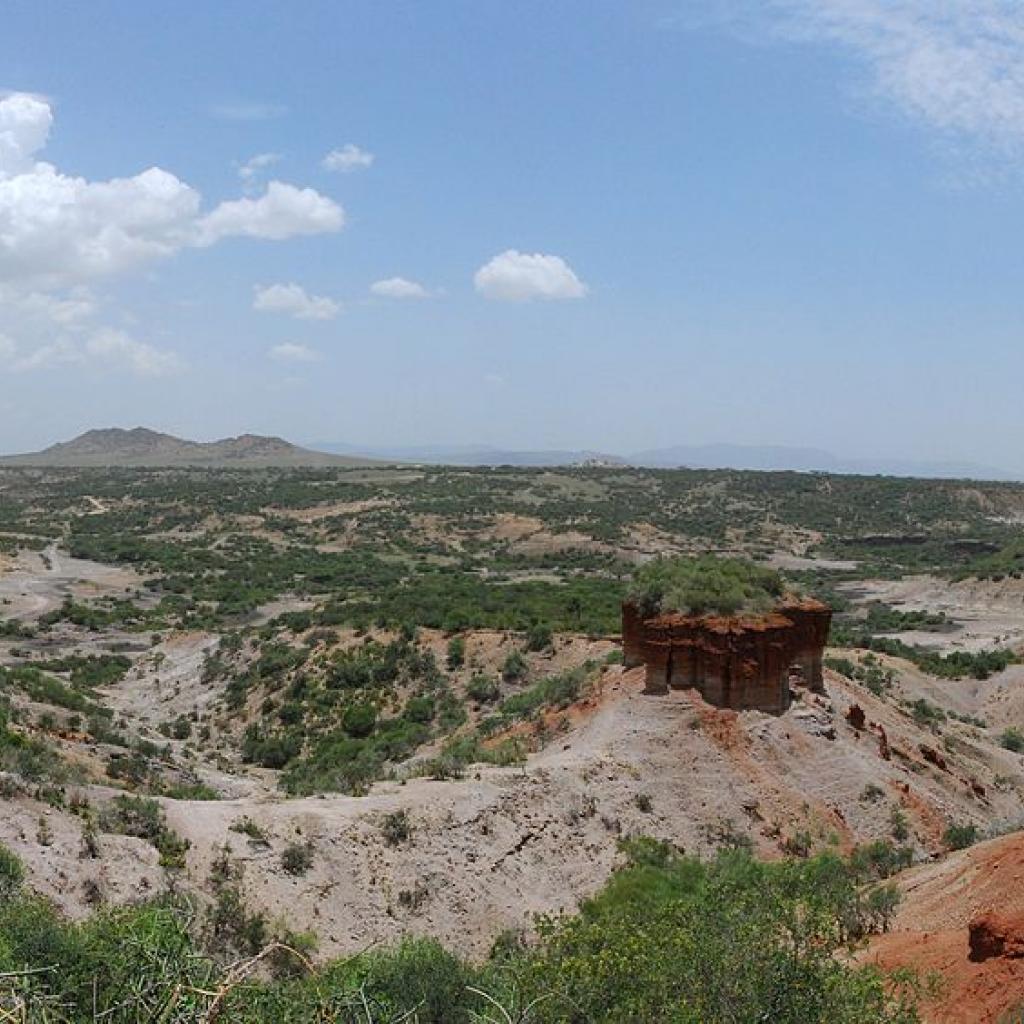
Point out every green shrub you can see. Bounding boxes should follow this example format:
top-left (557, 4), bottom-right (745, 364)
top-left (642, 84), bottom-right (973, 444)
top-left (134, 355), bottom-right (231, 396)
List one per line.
top-left (98, 795), bottom-right (190, 869)
top-left (501, 649), bottom-right (528, 682)
top-left (280, 841), bottom-right (314, 876)
top-left (343, 702), bottom-right (377, 738)
top-left (403, 694), bottom-right (436, 723)
top-left (466, 674), bottom-right (500, 703)
top-left (381, 810), bottom-right (412, 846)
top-left (499, 667), bottom-right (587, 720)
top-left (0, 844), bottom-right (924, 1023)
top-left (525, 623), bottom-right (553, 652)
top-left (628, 555), bottom-right (787, 617)
top-left (1001, 727), bottom-right (1024, 753)
top-left (0, 841), bottom-right (24, 898)
top-left (943, 822), bottom-right (980, 851)
top-left (446, 635), bottom-right (465, 669)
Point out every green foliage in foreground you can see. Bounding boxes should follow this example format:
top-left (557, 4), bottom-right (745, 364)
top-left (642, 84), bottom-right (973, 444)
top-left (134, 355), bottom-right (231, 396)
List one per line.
top-left (628, 555), bottom-right (789, 618)
top-left (0, 840), bottom-right (922, 1023)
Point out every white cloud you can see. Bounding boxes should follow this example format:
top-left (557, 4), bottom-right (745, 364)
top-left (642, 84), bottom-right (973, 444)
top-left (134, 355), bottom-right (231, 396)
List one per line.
top-left (253, 282), bottom-right (340, 320)
top-left (196, 181), bottom-right (344, 244)
top-left (9, 338), bottom-right (80, 372)
top-left (239, 152), bottom-right (281, 191)
top-left (322, 144), bottom-right (375, 172)
top-left (473, 250), bottom-right (588, 302)
top-left (0, 92), bottom-right (52, 176)
top-left (0, 91), bottom-right (346, 373)
top-left (269, 342), bottom-right (320, 363)
top-left (85, 328), bottom-right (182, 376)
top-left (0, 328), bottom-right (181, 376)
top-left (370, 276), bottom-right (430, 299)
top-left (3, 286), bottom-right (97, 327)
top-left (0, 93), bottom-right (344, 291)
top-left (727, 1), bottom-right (1024, 154)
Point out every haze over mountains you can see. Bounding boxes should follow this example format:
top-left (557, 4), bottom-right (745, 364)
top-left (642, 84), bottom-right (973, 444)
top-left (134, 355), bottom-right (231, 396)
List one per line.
top-left (315, 440), bottom-right (1015, 481)
top-left (0, 429), bottom-right (1015, 480)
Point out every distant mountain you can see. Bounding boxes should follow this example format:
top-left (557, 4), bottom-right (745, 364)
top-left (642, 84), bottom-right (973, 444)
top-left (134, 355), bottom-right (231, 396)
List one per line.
top-left (628, 443), bottom-right (1016, 481)
top-left (313, 442), bottom-right (627, 467)
top-left (313, 439), bottom-right (1016, 480)
top-left (0, 428), bottom-right (382, 468)
top-left (29, 430), bottom-right (1012, 479)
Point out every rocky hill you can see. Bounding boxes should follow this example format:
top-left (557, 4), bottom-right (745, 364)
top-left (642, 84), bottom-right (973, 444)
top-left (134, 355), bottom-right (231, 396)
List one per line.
top-left (0, 428), bottom-right (382, 468)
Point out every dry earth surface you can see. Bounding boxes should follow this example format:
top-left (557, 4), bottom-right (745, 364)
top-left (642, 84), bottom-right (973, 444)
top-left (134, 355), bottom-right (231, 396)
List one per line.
top-left (3, 534), bottom-right (1024, 1024)
top-left (868, 830), bottom-right (1024, 1023)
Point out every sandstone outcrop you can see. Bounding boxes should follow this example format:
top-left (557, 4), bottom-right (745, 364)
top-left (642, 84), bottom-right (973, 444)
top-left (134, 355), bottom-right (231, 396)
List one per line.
top-left (622, 598), bottom-right (831, 714)
top-left (969, 911), bottom-right (1024, 962)
top-left (846, 704), bottom-right (866, 731)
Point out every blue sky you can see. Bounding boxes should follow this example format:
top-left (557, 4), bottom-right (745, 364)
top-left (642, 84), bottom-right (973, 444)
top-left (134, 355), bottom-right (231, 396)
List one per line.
top-left (2, 1), bottom-right (1023, 470)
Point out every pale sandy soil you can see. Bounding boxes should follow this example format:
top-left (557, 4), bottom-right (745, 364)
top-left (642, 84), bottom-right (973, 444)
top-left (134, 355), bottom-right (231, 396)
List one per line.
top-left (842, 575), bottom-right (1024, 653)
top-left (768, 553), bottom-right (859, 571)
top-left (5, 661), bottom-right (1023, 960)
top-left (0, 544), bottom-right (143, 621)
top-left (4, 552), bottom-right (1024, 974)
top-left (100, 631), bottom-right (221, 728)
top-left (275, 498), bottom-right (396, 523)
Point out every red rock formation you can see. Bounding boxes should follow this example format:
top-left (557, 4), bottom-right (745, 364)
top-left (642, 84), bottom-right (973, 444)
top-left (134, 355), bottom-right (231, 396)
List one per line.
top-left (877, 725), bottom-right (891, 760)
top-left (969, 911), bottom-right (1024, 961)
top-left (622, 598), bottom-right (831, 714)
top-left (622, 600), bottom-right (646, 669)
top-left (846, 704), bottom-right (866, 731)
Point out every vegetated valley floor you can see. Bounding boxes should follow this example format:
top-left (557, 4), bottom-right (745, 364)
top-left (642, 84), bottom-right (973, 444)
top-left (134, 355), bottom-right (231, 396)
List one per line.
top-left (1, 465), bottom-right (1024, 1017)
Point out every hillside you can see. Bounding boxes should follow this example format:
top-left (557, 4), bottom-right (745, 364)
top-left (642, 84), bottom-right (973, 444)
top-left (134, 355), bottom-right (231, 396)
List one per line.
top-left (868, 831), bottom-right (1024, 1023)
top-left (2, 465), bottom-right (1024, 1019)
top-left (0, 428), bottom-right (382, 468)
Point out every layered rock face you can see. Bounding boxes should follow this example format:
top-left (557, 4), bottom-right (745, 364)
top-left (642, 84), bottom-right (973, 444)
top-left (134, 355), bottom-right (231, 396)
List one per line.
top-left (622, 598), bottom-right (831, 714)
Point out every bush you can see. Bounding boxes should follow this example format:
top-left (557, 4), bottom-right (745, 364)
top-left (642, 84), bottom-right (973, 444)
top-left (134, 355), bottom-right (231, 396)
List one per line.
top-left (280, 841), bottom-right (314, 876)
top-left (0, 841), bottom-right (24, 898)
top-left (943, 822), bottom-right (980, 851)
top-left (0, 845), bottom-right (923, 1023)
top-left (628, 555), bottom-right (787, 617)
top-left (446, 636), bottom-right (465, 670)
top-left (525, 623), bottom-right (553, 652)
top-left (501, 649), bottom-right (528, 682)
top-left (343, 702), bottom-right (377, 738)
top-left (466, 674), bottom-right (500, 704)
top-left (507, 848), bottom-right (916, 1022)
top-left (403, 694), bottom-right (436, 723)
top-left (1001, 727), bottom-right (1024, 753)
top-left (170, 715), bottom-right (192, 740)
top-left (381, 809), bottom-right (412, 846)
top-left (890, 808), bottom-right (910, 843)
top-left (499, 667), bottom-right (587, 720)
top-left (98, 795), bottom-right (190, 869)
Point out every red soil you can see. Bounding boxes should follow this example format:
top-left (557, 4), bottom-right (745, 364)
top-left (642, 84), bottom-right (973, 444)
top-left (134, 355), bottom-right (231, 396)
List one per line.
top-left (868, 832), bottom-right (1024, 1023)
